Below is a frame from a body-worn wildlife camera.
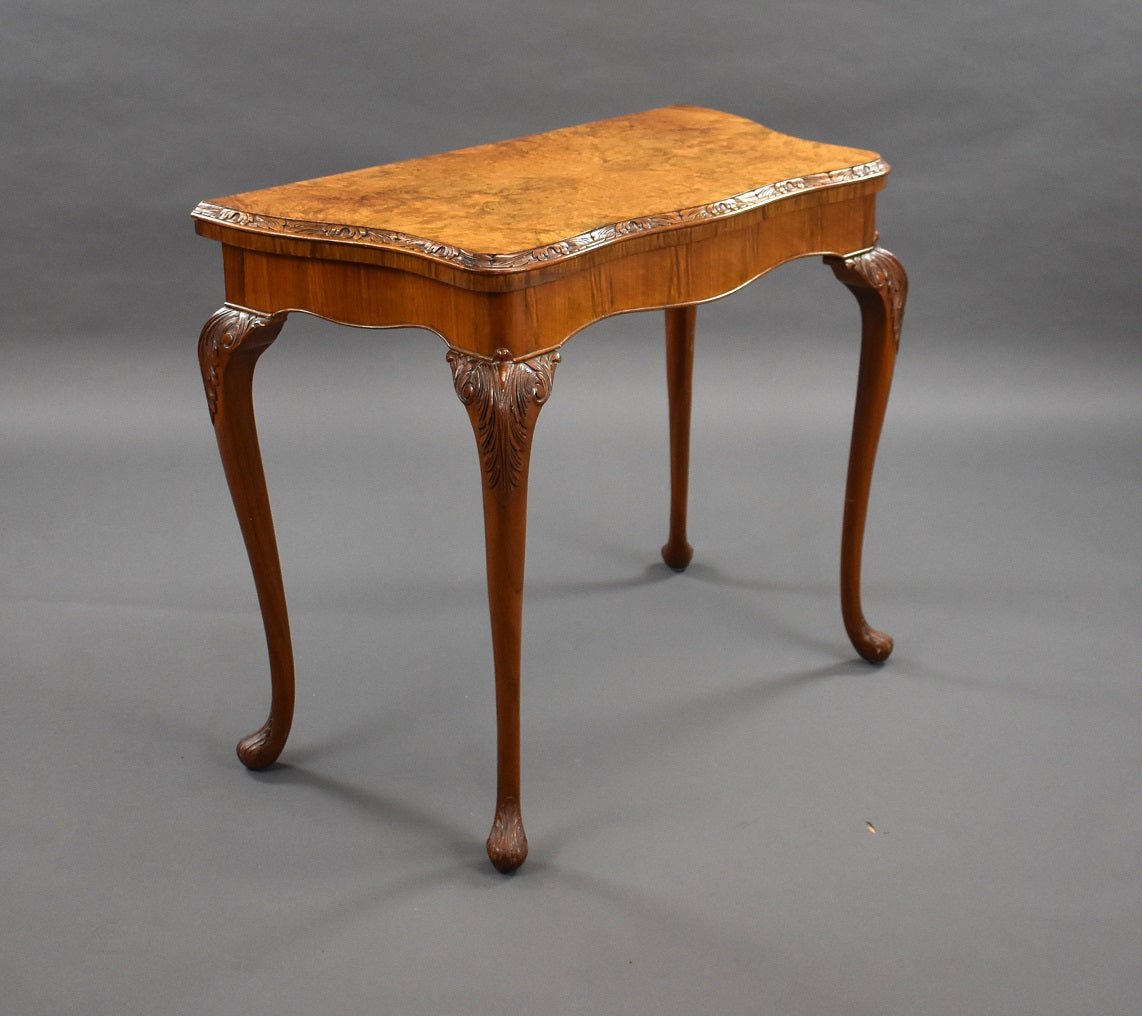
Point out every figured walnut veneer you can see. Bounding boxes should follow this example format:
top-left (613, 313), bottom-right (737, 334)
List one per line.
top-left (195, 105), bottom-right (884, 276)
top-left (193, 105), bottom-right (908, 873)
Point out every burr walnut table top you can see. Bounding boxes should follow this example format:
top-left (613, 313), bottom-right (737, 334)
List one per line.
top-left (193, 104), bottom-right (887, 283)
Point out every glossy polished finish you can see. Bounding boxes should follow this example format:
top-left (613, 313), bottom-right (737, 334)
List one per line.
top-left (662, 305), bottom-right (696, 572)
top-left (194, 105), bottom-right (908, 872)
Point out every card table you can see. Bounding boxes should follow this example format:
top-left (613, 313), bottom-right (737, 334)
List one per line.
top-left (193, 105), bottom-right (907, 872)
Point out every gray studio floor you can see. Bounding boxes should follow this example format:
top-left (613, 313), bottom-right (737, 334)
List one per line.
top-left (3, 279), bottom-right (1140, 1014)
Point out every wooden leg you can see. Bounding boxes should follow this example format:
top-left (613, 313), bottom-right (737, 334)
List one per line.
top-left (661, 305), bottom-right (696, 571)
top-left (198, 306), bottom-right (295, 768)
top-left (448, 346), bottom-right (559, 873)
top-left (826, 248), bottom-right (907, 663)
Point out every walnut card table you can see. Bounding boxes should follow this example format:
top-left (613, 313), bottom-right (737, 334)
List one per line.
top-left (193, 105), bottom-right (907, 872)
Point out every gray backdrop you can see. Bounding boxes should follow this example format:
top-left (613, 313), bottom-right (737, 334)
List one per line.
top-left (3, 2), bottom-right (1140, 1014)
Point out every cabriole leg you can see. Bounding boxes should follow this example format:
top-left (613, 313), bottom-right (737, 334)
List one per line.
top-left (826, 248), bottom-right (908, 663)
top-left (448, 346), bottom-right (560, 873)
top-left (199, 306), bottom-right (295, 767)
top-left (662, 305), bottom-right (696, 571)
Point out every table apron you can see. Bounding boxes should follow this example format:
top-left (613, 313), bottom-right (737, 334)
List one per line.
top-left (219, 194), bottom-right (878, 359)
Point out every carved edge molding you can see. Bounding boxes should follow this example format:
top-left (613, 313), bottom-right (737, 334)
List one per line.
top-left (837, 247), bottom-right (908, 348)
top-left (198, 306), bottom-right (285, 422)
top-left (192, 159), bottom-right (888, 273)
top-left (447, 347), bottom-right (560, 492)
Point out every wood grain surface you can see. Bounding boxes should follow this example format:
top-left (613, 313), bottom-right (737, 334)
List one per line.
top-left (194, 105), bottom-right (885, 273)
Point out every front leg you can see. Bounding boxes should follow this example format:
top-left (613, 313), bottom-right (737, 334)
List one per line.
top-left (448, 347), bottom-right (559, 873)
top-left (199, 306), bottom-right (295, 768)
top-left (826, 248), bottom-right (907, 663)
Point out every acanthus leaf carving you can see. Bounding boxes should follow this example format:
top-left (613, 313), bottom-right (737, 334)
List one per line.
top-left (198, 307), bottom-right (285, 423)
top-left (447, 348), bottom-right (560, 494)
top-left (838, 247), bottom-right (908, 349)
